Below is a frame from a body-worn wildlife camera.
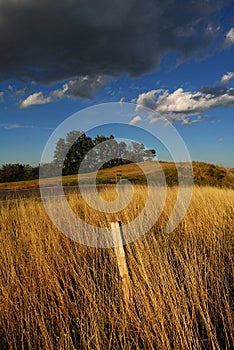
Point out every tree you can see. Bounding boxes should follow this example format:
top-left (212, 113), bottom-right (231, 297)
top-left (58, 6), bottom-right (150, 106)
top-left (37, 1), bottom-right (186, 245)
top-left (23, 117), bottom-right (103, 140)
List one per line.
top-left (53, 130), bottom-right (156, 176)
top-left (125, 142), bottom-right (144, 162)
top-left (143, 149), bottom-right (156, 160)
top-left (0, 163), bottom-right (38, 182)
top-left (93, 135), bottom-right (118, 168)
top-left (82, 134), bottom-right (119, 171)
top-left (53, 138), bottom-right (68, 169)
top-left (54, 131), bottom-right (94, 175)
top-left (118, 141), bottom-right (128, 159)
top-left (39, 162), bottom-right (60, 178)
top-left (93, 134), bottom-right (114, 146)
top-left (125, 142), bottom-right (156, 162)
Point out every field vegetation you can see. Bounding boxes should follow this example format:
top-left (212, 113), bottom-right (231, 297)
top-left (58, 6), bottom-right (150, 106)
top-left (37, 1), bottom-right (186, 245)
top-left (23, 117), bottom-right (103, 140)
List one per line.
top-left (0, 161), bottom-right (234, 191)
top-left (0, 185), bottom-right (233, 349)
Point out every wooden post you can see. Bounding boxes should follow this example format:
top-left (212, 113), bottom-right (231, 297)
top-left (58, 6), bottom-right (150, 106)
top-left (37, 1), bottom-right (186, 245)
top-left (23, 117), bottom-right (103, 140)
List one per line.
top-left (115, 169), bottom-right (122, 184)
top-left (111, 221), bottom-right (131, 306)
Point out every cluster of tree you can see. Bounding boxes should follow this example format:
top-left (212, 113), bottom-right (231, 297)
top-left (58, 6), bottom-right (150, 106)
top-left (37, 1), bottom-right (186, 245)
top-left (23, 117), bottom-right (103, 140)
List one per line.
top-left (53, 131), bottom-right (156, 176)
top-left (0, 163), bottom-right (39, 183)
top-left (0, 131), bottom-right (156, 182)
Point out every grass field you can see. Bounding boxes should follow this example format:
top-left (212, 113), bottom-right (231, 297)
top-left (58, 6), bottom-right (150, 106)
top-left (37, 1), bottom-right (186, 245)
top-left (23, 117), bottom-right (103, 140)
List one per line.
top-left (0, 161), bottom-right (234, 191)
top-left (0, 185), bottom-right (233, 349)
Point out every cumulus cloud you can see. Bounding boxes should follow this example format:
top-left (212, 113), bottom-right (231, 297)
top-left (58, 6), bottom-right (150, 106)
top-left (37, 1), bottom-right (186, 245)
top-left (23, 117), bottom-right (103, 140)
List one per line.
top-left (224, 27), bottom-right (234, 47)
top-left (20, 92), bottom-right (52, 108)
top-left (154, 87), bottom-right (234, 114)
top-left (135, 90), bottom-right (163, 110)
top-left (0, 0), bottom-right (232, 85)
top-left (136, 83), bottom-right (234, 124)
top-left (221, 71), bottom-right (234, 84)
top-left (129, 115), bottom-right (142, 125)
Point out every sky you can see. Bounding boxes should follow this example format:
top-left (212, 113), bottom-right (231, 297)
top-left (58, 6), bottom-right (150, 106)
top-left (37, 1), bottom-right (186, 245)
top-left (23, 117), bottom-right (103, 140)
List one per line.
top-left (0, 0), bottom-right (234, 168)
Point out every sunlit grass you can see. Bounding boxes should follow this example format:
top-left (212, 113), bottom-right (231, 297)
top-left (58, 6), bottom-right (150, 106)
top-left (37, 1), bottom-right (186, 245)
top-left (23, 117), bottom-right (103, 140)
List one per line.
top-left (0, 186), bottom-right (233, 349)
top-left (1, 161), bottom-right (233, 191)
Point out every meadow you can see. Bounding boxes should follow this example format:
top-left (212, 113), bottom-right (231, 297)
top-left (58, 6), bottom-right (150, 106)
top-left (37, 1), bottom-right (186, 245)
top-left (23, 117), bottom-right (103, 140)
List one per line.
top-left (0, 185), bottom-right (233, 349)
top-left (1, 161), bottom-right (234, 191)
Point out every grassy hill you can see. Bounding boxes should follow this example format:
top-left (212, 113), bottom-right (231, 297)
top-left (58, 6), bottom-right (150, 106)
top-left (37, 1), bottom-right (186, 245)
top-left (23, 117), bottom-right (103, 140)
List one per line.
top-left (0, 161), bottom-right (234, 191)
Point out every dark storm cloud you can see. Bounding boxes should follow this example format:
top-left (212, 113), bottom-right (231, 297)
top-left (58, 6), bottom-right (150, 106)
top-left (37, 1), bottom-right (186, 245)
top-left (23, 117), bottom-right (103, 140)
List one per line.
top-left (199, 86), bottom-right (228, 97)
top-left (52, 75), bottom-right (108, 99)
top-left (0, 0), bottom-right (231, 84)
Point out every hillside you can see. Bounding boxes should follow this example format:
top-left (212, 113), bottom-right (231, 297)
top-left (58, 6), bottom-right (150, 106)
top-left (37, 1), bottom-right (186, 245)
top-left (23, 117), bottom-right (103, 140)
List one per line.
top-left (0, 161), bottom-right (233, 191)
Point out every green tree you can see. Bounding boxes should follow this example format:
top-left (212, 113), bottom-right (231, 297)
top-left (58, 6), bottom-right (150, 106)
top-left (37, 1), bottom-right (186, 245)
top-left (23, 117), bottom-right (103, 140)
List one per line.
top-left (126, 142), bottom-right (156, 162)
top-left (62, 132), bottom-right (94, 175)
top-left (0, 163), bottom-right (38, 182)
top-left (143, 149), bottom-right (156, 160)
top-left (125, 142), bottom-right (145, 162)
top-left (53, 131), bottom-right (156, 176)
top-left (54, 138), bottom-right (68, 168)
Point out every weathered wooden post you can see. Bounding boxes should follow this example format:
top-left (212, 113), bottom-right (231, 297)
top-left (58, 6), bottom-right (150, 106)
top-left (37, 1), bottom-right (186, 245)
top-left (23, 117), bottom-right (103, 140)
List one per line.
top-left (111, 221), bottom-right (131, 307)
top-left (115, 169), bottom-right (122, 184)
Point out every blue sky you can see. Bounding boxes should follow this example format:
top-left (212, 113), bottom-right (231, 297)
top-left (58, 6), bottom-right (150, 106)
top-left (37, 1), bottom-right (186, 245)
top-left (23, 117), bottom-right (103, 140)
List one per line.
top-left (0, 0), bottom-right (233, 168)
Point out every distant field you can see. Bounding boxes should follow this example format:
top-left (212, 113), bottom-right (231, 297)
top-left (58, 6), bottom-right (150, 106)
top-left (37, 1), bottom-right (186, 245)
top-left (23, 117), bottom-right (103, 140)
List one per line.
top-left (0, 161), bottom-right (234, 191)
top-left (0, 186), bottom-right (233, 349)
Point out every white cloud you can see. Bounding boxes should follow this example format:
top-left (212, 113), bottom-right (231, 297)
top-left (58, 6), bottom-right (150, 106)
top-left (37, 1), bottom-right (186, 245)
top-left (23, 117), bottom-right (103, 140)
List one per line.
top-left (217, 137), bottom-right (223, 143)
top-left (224, 27), bottom-right (234, 47)
top-left (136, 84), bottom-right (234, 124)
top-left (160, 88), bottom-right (234, 113)
top-left (20, 92), bottom-right (52, 108)
top-left (135, 89), bottom-right (162, 111)
top-left (221, 72), bottom-right (234, 85)
top-left (129, 116), bottom-right (142, 125)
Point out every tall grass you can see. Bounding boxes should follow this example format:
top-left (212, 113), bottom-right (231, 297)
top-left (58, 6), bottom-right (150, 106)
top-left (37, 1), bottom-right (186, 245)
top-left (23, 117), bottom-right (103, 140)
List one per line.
top-left (0, 186), bottom-right (233, 349)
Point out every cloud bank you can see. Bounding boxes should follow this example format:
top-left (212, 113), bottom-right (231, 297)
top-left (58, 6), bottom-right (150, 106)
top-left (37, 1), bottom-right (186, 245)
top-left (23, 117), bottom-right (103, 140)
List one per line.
top-left (19, 75), bottom-right (107, 107)
top-left (0, 0), bottom-right (232, 86)
top-left (136, 77), bottom-right (234, 124)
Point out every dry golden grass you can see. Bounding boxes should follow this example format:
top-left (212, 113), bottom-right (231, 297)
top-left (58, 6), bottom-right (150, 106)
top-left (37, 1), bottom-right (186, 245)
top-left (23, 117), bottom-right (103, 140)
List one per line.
top-left (1, 160), bottom-right (233, 191)
top-left (0, 186), bottom-right (233, 349)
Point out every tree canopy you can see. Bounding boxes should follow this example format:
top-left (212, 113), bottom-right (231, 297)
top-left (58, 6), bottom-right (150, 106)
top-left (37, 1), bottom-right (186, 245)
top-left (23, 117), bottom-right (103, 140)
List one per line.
top-left (53, 131), bottom-right (156, 176)
top-left (0, 131), bottom-right (156, 182)
top-left (0, 164), bottom-right (39, 183)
